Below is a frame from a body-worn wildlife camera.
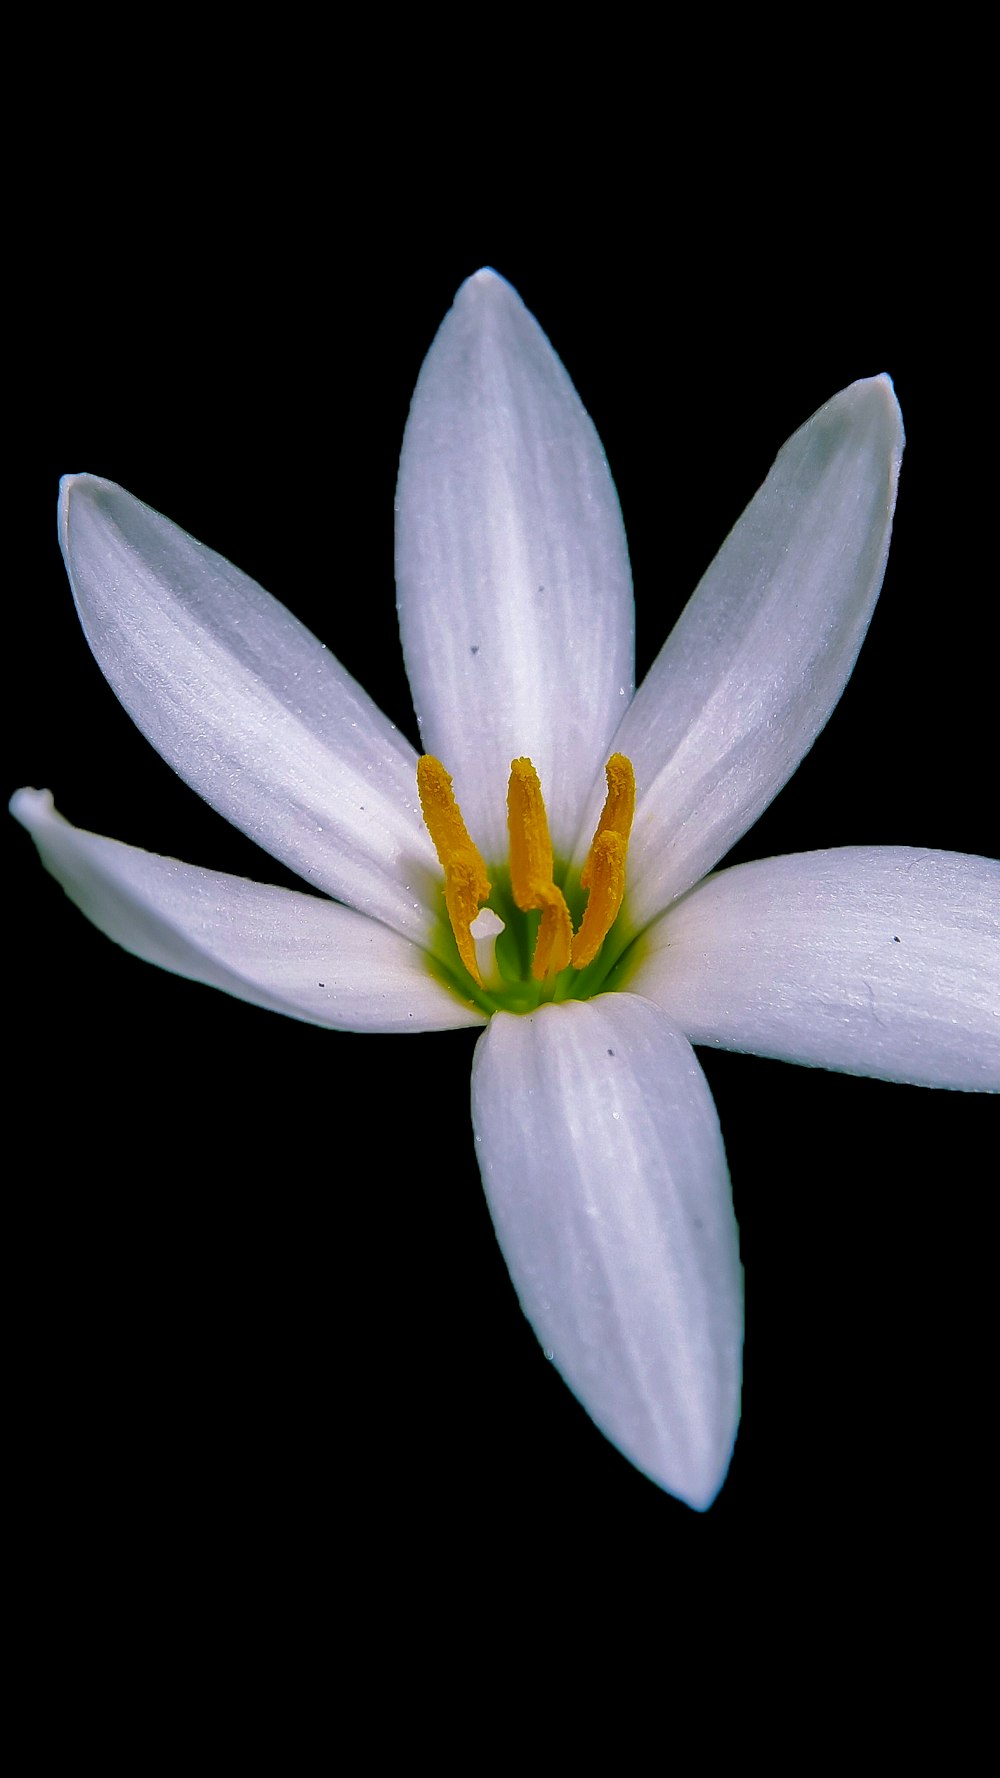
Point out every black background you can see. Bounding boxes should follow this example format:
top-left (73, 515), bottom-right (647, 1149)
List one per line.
top-left (11, 158), bottom-right (995, 1631)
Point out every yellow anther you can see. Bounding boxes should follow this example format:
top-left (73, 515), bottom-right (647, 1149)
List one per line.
top-left (507, 759), bottom-right (573, 978)
top-left (417, 756), bottom-right (492, 984)
top-left (417, 750), bottom-right (635, 992)
top-left (531, 887), bottom-right (573, 979)
top-left (507, 759), bottom-right (554, 908)
top-left (572, 754), bottom-right (636, 968)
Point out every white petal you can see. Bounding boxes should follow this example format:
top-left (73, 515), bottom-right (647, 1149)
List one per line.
top-left (59, 475), bottom-right (439, 945)
top-left (599, 378), bottom-right (904, 929)
top-left (471, 993), bottom-right (742, 1510)
top-left (396, 270), bottom-right (634, 863)
top-left (630, 848), bottom-right (1000, 1090)
top-left (12, 790), bottom-right (484, 1033)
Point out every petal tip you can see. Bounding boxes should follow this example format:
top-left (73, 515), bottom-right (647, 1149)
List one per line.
top-left (844, 372), bottom-right (905, 449)
top-left (798, 375), bottom-right (904, 493)
top-left (670, 1445), bottom-right (736, 1513)
top-left (59, 472), bottom-right (114, 546)
top-left (9, 786), bottom-right (55, 831)
top-left (59, 470), bottom-right (103, 504)
top-left (58, 473), bottom-right (77, 536)
top-left (453, 265), bottom-right (521, 313)
top-left (636, 1399), bottom-right (739, 1512)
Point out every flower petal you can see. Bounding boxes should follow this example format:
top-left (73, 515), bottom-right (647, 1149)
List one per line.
top-left (59, 475), bottom-right (439, 945)
top-left (471, 993), bottom-right (742, 1510)
top-left (395, 270), bottom-right (634, 864)
top-left (12, 790), bottom-right (484, 1033)
top-left (599, 377), bottom-right (904, 929)
top-left (630, 848), bottom-right (1000, 1090)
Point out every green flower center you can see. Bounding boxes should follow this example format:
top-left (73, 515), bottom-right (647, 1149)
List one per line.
top-left (418, 753), bottom-right (635, 1016)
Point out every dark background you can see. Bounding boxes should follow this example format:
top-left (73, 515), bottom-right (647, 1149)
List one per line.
top-left (11, 169), bottom-right (995, 1622)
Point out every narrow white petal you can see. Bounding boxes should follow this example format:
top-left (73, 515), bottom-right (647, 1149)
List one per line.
top-left (471, 993), bottom-right (742, 1510)
top-left (12, 790), bottom-right (484, 1033)
top-left (598, 378), bottom-right (904, 929)
top-left (631, 848), bottom-right (1000, 1090)
top-left (59, 476), bottom-right (439, 944)
top-left (396, 270), bottom-right (634, 863)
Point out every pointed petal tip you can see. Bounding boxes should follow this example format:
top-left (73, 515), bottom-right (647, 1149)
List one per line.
top-left (59, 472), bottom-right (119, 544)
top-left (630, 1435), bottom-right (732, 1511)
top-left (10, 786), bottom-right (54, 831)
top-left (840, 371), bottom-right (905, 448)
top-left (680, 1443), bottom-right (736, 1512)
top-left (60, 470), bottom-right (124, 500)
top-left (589, 1354), bottom-right (738, 1511)
top-left (644, 1410), bottom-right (737, 1512)
top-left (864, 369), bottom-right (898, 404)
top-left (59, 474), bottom-right (90, 557)
top-left (784, 374), bottom-right (904, 500)
top-left (876, 372), bottom-right (903, 443)
top-left (677, 1479), bottom-right (723, 1514)
top-left (453, 265), bottom-right (521, 311)
top-left (58, 473), bottom-right (77, 533)
top-left (59, 471), bottom-right (102, 502)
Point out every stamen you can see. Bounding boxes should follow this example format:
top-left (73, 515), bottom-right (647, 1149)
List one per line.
top-left (507, 759), bottom-right (573, 978)
top-left (416, 750), bottom-right (635, 994)
top-left (417, 756), bottom-right (492, 984)
top-left (572, 753), bottom-right (636, 968)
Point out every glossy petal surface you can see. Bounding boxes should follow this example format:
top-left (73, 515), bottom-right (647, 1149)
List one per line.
top-left (13, 790), bottom-right (483, 1033)
top-left (396, 270), bottom-right (634, 863)
top-left (59, 476), bottom-right (439, 944)
top-left (632, 847), bottom-right (1000, 1089)
top-left (596, 378), bottom-right (904, 927)
top-left (471, 993), bottom-right (742, 1509)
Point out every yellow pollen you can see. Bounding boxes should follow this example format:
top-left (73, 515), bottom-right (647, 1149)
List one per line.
top-left (416, 756), bottom-right (491, 984)
top-left (507, 759), bottom-right (573, 979)
top-left (571, 753), bottom-right (636, 968)
top-left (417, 750), bottom-right (635, 991)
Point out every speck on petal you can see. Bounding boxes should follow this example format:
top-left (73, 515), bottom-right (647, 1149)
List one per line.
top-left (630, 846), bottom-right (1000, 1091)
top-left (396, 269), bottom-right (635, 864)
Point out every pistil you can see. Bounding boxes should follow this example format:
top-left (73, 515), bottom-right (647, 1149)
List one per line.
top-left (417, 750), bottom-right (635, 995)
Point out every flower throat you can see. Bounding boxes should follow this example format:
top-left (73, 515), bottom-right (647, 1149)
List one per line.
top-left (417, 752), bottom-right (635, 1012)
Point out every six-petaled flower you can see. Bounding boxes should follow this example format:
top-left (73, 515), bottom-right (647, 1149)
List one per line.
top-left (13, 270), bottom-right (999, 1509)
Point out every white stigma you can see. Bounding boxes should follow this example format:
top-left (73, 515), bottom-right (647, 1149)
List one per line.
top-left (470, 907), bottom-right (506, 990)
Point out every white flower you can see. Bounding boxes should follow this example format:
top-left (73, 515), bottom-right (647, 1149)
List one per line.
top-left (12, 271), bottom-right (999, 1511)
